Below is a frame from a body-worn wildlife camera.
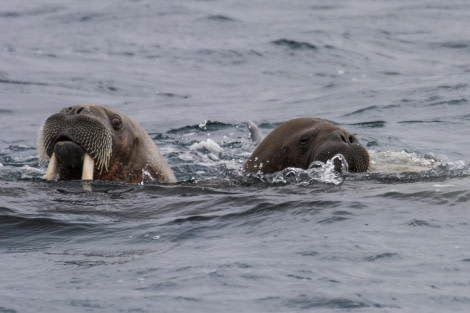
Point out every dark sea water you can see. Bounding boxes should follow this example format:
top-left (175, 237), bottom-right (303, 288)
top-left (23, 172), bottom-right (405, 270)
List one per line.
top-left (1, 1), bottom-right (470, 312)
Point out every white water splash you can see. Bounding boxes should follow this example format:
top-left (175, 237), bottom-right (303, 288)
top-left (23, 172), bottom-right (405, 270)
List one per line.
top-left (190, 138), bottom-right (223, 154)
top-left (198, 120), bottom-right (208, 129)
top-left (252, 154), bottom-right (348, 186)
top-left (369, 150), bottom-right (442, 173)
top-left (190, 138), bottom-right (223, 161)
top-left (140, 166), bottom-right (156, 185)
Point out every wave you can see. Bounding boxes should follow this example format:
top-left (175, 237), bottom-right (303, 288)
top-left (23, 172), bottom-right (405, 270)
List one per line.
top-left (284, 294), bottom-right (390, 310)
top-left (0, 210), bottom-right (95, 251)
top-left (168, 120), bottom-right (237, 134)
top-left (271, 39), bottom-right (318, 51)
top-left (204, 15), bottom-right (238, 23)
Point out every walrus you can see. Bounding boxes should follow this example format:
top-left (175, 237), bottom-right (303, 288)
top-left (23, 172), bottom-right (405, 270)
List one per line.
top-left (244, 118), bottom-right (370, 173)
top-left (37, 104), bottom-right (177, 183)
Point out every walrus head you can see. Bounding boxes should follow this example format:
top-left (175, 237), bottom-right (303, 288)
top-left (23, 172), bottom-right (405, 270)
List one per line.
top-left (37, 104), bottom-right (176, 183)
top-left (244, 118), bottom-right (370, 173)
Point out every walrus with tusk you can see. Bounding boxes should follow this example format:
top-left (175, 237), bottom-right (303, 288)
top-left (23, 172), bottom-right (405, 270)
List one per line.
top-left (244, 118), bottom-right (370, 174)
top-left (38, 104), bottom-right (177, 183)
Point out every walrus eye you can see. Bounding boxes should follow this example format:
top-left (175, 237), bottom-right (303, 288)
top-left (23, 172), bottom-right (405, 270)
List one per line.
top-left (111, 116), bottom-right (122, 130)
top-left (299, 136), bottom-right (311, 147)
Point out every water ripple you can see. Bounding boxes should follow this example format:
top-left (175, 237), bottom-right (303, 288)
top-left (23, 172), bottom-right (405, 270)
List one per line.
top-left (271, 39), bottom-right (318, 51)
top-left (285, 294), bottom-right (383, 309)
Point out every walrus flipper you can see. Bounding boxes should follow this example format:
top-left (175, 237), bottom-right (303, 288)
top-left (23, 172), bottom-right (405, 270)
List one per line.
top-left (247, 121), bottom-right (264, 144)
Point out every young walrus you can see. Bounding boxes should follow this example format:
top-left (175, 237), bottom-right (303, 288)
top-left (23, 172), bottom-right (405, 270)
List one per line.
top-left (244, 118), bottom-right (369, 173)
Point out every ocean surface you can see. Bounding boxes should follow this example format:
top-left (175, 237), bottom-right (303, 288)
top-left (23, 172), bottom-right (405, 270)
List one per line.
top-left (1, 0), bottom-right (470, 312)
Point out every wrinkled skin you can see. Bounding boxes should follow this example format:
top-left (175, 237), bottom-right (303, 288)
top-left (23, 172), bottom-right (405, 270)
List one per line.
top-left (38, 104), bottom-right (176, 183)
top-left (244, 118), bottom-right (369, 173)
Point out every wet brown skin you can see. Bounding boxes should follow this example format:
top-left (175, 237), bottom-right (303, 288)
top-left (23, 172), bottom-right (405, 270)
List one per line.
top-left (244, 118), bottom-right (369, 173)
top-left (38, 104), bottom-right (177, 183)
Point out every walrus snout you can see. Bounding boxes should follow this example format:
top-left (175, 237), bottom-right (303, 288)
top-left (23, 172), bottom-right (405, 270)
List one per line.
top-left (314, 141), bottom-right (370, 172)
top-left (38, 106), bottom-right (113, 178)
top-left (311, 130), bottom-right (369, 172)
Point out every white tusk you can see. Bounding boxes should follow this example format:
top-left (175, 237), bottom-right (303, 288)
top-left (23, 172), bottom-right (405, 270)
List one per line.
top-left (44, 153), bottom-right (58, 180)
top-left (81, 153), bottom-right (94, 181)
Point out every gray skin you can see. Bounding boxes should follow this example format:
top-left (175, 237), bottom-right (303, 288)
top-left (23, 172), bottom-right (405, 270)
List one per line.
top-left (38, 104), bottom-right (177, 183)
top-left (244, 118), bottom-right (369, 173)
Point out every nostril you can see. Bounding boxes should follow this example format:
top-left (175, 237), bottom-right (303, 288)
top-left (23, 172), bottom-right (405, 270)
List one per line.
top-left (340, 134), bottom-right (347, 143)
top-left (63, 106), bottom-right (86, 115)
top-left (349, 135), bottom-right (355, 144)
